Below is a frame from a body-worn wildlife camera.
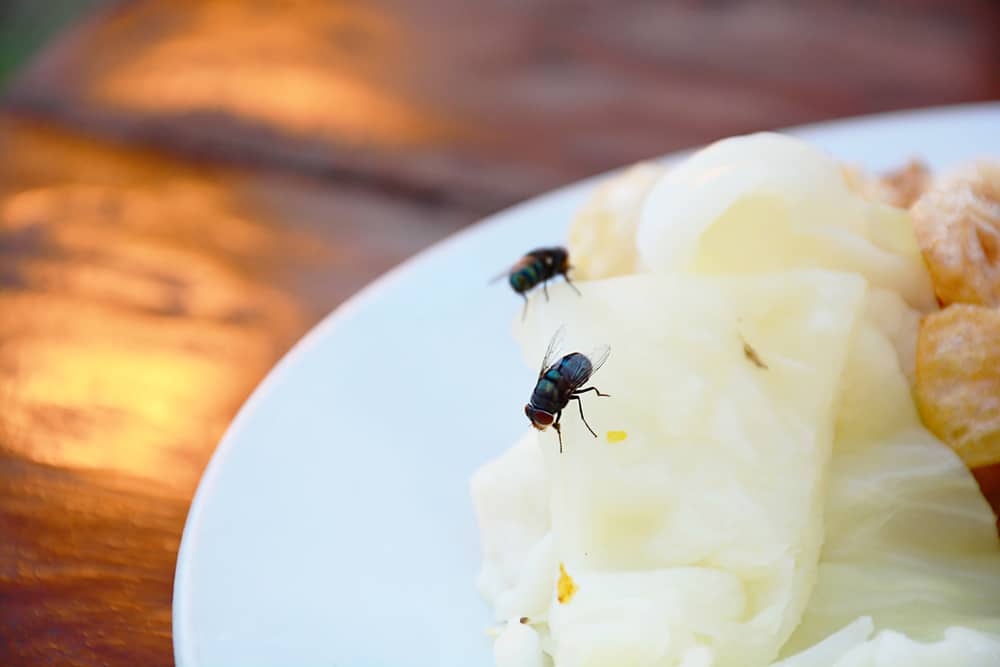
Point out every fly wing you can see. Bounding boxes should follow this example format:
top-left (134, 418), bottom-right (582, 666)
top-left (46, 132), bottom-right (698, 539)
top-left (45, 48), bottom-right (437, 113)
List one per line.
top-left (571, 344), bottom-right (611, 386)
top-left (588, 345), bottom-right (611, 376)
top-left (488, 255), bottom-right (533, 285)
top-left (487, 268), bottom-right (510, 285)
top-left (538, 325), bottom-right (567, 377)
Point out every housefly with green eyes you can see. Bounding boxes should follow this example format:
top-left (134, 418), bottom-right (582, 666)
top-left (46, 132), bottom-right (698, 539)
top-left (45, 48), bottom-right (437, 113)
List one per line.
top-left (492, 246), bottom-right (581, 319)
top-left (525, 326), bottom-right (610, 453)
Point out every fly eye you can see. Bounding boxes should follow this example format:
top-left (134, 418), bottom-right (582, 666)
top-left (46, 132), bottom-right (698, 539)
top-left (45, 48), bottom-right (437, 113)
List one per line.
top-left (525, 404), bottom-right (554, 428)
top-left (534, 411), bottom-right (554, 426)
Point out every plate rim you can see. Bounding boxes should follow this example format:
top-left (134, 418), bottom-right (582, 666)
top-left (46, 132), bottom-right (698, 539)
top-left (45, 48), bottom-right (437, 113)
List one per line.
top-left (172, 101), bottom-right (1000, 666)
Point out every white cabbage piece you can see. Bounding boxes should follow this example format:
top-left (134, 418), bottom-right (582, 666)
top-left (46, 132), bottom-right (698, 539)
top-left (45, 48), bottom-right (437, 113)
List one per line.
top-left (509, 270), bottom-right (867, 666)
top-left (474, 279), bottom-right (1000, 665)
top-left (858, 288), bottom-right (920, 385)
top-left (775, 621), bottom-right (1000, 667)
top-left (777, 294), bottom-right (1000, 661)
top-left (772, 617), bottom-right (877, 667)
top-left (495, 619), bottom-right (547, 667)
top-left (472, 432), bottom-right (553, 618)
top-left (634, 133), bottom-right (935, 312)
top-left (475, 132), bottom-right (1000, 666)
top-left (831, 628), bottom-right (1000, 667)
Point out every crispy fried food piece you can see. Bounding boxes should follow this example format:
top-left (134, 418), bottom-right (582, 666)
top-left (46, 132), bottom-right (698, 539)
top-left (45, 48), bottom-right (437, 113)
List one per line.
top-left (915, 304), bottom-right (1000, 468)
top-left (841, 159), bottom-right (930, 208)
top-left (841, 164), bottom-right (882, 203)
top-left (911, 162), bottom-right (1000, 307)
top-left (567, 163), bottom-right (662, 280)
top-left (881, 160), bottom-right (932, 209)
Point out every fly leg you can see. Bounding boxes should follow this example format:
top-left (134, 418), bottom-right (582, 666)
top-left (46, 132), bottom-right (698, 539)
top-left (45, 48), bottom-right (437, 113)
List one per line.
top-left (569, 395), bottom-right (598, 438)
top-left (573, 386), bottom-right (610, 398)
top-left (542, 280), bottom-right (550, 301)
top-left (553, 410), bottom-right (564, 453)
top-left (521, 293), bottom-right (529, 321)
top-left (564, 275), bottom-right (582, 296)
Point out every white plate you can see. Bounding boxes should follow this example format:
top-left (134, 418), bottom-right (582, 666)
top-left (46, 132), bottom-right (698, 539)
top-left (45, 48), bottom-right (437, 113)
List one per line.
top-left (174, 103), bottom-right (1000, 667)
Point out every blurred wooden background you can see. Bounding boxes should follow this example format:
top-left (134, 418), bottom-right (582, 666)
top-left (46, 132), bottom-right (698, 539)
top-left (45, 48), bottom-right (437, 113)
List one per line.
top-left (1, 1), bottom-right (999, 665)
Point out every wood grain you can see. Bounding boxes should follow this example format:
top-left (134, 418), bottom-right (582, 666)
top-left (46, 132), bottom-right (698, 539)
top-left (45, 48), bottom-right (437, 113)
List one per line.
top-left (1, 1), bottom-right (998, 665)
top-left (6, 0), bottom-right (1000, 213)
top-left (0, 118), bottom-right (468, 666)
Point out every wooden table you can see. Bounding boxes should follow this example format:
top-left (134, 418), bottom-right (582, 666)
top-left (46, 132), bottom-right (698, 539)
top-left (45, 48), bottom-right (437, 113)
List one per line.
top-left (1, 1), bottom-right (999, 665)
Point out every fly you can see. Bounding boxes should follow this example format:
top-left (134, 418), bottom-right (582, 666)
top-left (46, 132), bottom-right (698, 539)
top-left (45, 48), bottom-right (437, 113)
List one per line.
top-left (492, 246), bottom-right (580, 319)
top-left (524, 326), bottom-right (610, 452)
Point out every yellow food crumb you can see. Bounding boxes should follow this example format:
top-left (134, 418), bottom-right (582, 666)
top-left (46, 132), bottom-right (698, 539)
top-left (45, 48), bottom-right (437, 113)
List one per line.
top-left (606, 430), bottom-right (628, 443)
top-left (557, 563), bottom-right (578, 604)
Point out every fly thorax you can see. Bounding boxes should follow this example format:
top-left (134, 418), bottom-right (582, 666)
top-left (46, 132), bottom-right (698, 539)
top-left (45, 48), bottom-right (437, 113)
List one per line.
top-left (532, 377), bottom-right (562, 408)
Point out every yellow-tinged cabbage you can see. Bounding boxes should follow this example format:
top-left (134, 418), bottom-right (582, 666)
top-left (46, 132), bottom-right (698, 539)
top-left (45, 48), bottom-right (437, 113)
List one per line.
top-left (510, 270), bottom-right (867, 666)
top-left (473, 132), bottom-right (1000, 666)
top-left (635, 133), bottom-right (935, 312)
top-left (777, 298), bottom-right (1000, 662)
top-left (474, 277), bottom-right (1000, 665)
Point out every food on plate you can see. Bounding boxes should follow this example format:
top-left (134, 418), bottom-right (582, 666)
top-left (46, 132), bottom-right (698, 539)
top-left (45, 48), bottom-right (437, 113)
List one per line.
top-left (915, 304), bottom-right (1000, 468)
top-left (911, 162), bottom-right (1000, 307)
top-left (472, 133), bottom-right (1000, 666)
top-left (605, 430), bottom-right (627, 444)
top-left (880, 159), bottom-right (932, 208)
top-left (566, 163), bottom-right (662, 280)
top-left (841, 159), bottom-right (930, 208)
top-left (556, 564), bottom-right (577, 605)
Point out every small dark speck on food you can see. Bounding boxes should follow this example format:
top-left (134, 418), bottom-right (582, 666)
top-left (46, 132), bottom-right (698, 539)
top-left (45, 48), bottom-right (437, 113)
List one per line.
top-left (520, 617), bottom-right (530, 624)
top-left (743, 339), bottom-right (767, 370)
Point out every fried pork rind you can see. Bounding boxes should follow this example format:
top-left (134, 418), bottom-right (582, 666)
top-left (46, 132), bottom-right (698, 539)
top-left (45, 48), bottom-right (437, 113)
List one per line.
top-left (841, 159), bottom-right (931, 209)
top-left (915, 303), bottom-right (1000, 468)
top-left (566, 163), bottom-right (663, 280)
top-left (911, 162), bottom-right (1000, 307)
top-left (883, 160), bottom-right (932, 208)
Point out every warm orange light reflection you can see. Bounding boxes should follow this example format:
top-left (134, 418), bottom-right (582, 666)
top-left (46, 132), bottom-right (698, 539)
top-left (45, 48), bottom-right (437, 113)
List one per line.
top-left (0, 125), bottom-right (318, 492)
top-left (91, 1), bottom-right (449, 146)
top-left (8, 337), bottom-right (234, 475)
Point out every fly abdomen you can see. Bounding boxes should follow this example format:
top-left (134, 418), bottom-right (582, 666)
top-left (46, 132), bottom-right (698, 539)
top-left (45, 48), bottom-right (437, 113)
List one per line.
top-left (499, 247), bottom-right (577, 321)
top-left (555, 353), bottom-right (593, 386)
top-left (509, 261), bottom-right (543, 293)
